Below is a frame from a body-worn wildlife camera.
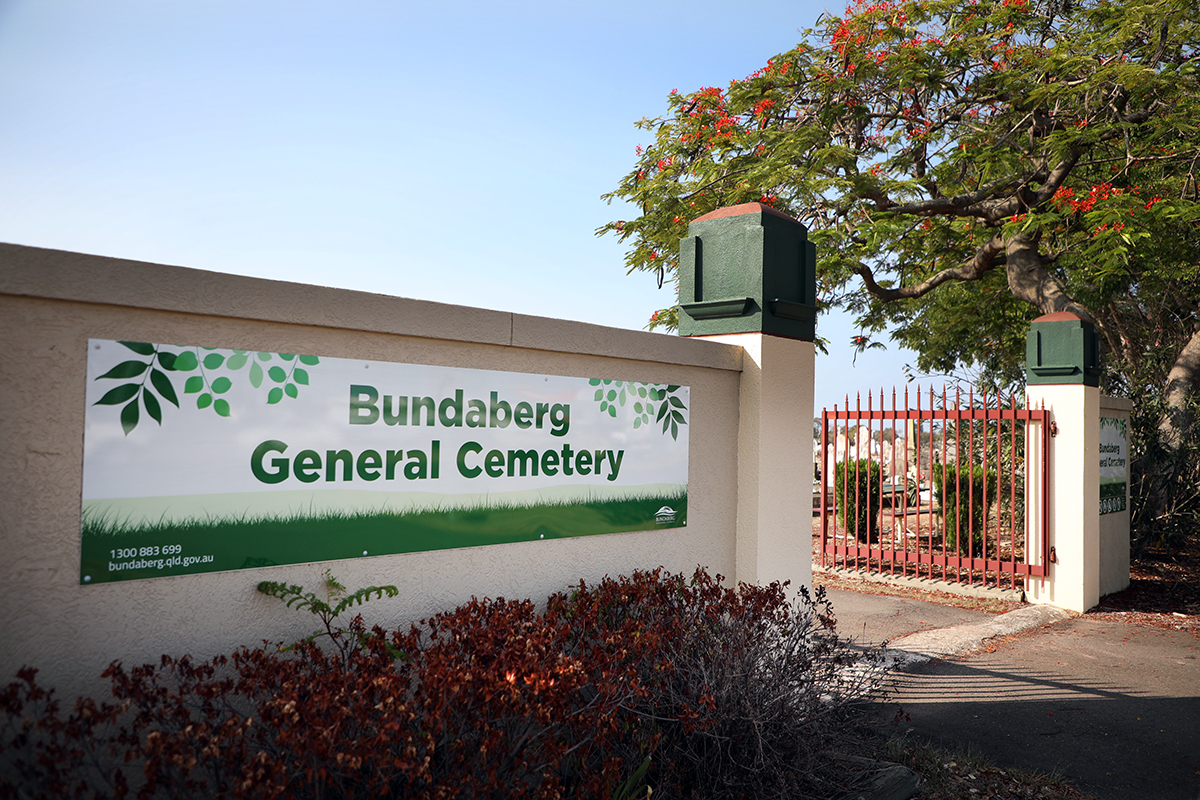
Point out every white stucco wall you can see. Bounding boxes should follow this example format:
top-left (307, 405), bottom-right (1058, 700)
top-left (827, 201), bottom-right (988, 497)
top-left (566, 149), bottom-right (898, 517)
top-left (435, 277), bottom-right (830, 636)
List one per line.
top-left (694, 332), bottom-right (813, 592)
top-left (1026, 383), bottom-right (1100, 612)
top-left (0, 243), bottom-right (745, 697)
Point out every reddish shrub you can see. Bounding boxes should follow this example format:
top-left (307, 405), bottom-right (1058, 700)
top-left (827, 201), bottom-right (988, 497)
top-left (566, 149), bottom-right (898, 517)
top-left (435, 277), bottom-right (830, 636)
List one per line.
top-left (0, 569), bottom-right (885, 800)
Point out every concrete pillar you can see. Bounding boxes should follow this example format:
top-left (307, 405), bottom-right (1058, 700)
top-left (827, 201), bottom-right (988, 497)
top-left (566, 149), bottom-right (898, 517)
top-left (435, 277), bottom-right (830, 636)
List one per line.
top-left (1024, 311), bottom-right (1103, 612)
top-left (676, 202), bottom-right (816, 591)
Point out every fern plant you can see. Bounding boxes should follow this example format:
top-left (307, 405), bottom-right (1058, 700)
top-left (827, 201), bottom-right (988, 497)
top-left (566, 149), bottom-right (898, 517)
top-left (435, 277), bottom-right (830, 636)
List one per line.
top-left (257, 570), bottom-right (403, 662)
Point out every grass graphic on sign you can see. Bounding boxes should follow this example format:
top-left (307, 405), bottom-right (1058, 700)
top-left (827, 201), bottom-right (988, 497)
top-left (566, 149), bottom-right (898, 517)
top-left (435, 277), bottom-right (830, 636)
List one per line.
top-left (81, 487), bottom-right (688, 584)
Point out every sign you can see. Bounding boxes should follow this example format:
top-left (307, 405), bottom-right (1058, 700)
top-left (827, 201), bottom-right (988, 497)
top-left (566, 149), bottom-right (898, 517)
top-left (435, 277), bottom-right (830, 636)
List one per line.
top-left (1099, 417), bottom-right (1127, 515)
top-left (81, 340), bottom-right (689, 584)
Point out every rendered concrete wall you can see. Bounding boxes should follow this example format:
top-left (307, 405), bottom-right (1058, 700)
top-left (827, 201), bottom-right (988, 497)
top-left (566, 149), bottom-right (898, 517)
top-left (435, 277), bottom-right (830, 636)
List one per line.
top-left (1026, 383), bottom-right (1101, 612)
top-left (0, 243), bottom-right (744, 697)
top-left (1099, 394), bottom-right (1132, 598)
top-left (694, 332), bottom-right (813, 592)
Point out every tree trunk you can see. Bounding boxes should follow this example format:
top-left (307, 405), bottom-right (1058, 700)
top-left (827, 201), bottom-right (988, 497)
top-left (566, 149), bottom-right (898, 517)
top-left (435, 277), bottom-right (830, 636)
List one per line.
top-left (1003, 233), bottom-right (1092, 318)
top-left (1160, 326), bottom-right (1200, 448)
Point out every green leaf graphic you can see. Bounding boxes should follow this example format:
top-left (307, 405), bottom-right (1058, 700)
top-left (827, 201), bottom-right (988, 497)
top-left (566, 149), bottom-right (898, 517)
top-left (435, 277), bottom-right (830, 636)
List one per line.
top-left (143, 390), bottom-right (162, 424)
top-left (95, 342), bottom-right (324, 432)
top-left (150, 368), bottom-right (179, 407)
top-left (173, 351), bottom-right (199, 371)
top-left (98, 360), bottom-right (149, 380)
top-left (120, 398), bottom-right (140, 434)
top-left (119, 341), bottom-right (155, 356)
top-left (96, 383), bottom-right (139, 406)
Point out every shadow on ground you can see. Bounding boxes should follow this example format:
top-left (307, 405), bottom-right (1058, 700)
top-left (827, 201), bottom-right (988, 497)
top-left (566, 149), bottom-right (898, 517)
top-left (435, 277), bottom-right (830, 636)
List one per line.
top-left (869, 617), bottom-right (1200, 800)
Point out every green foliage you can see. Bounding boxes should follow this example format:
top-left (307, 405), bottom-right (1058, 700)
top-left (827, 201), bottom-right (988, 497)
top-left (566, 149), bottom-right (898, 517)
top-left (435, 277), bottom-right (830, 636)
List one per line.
top-left (833, 458), bottom-right (883, 542)
top-left (1124, 377), bottom-right (1200, 552)
top-left (602, 0), bottom-right (1200, 438)
top-left (931, 463), bottom-right (999, 554)
top-left (257, 570), bottom-right (401, 662)
top-left (611, 756), bottom-right (653, 800)
top-left (588, 378), bottom-right (688, 439)
top-left (93, 341), bottom-right (320, 435)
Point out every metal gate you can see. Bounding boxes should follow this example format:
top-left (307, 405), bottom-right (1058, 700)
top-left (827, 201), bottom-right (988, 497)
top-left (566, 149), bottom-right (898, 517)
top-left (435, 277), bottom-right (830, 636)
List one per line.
top-left (816, 386), bottom-right (1050, 591)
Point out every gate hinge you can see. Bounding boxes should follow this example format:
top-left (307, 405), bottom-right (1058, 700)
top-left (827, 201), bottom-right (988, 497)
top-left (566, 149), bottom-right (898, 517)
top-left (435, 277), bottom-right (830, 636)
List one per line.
top-left (1048, 546), bottom-right (1057, 563)
top-left (1049, 422), bottom-right (1059, 437)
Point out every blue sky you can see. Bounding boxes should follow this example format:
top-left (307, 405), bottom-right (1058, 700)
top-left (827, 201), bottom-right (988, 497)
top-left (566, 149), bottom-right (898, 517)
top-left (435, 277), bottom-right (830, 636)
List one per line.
top-left (0, 0), bottom-right (924, 412)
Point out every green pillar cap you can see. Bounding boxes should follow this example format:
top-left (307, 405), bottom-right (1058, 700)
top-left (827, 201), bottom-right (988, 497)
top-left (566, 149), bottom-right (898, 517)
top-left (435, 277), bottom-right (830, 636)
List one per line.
top-left (676, 202), bottom-right (817, 340)
top-left (1026, 311), bottom-right (1101, 386)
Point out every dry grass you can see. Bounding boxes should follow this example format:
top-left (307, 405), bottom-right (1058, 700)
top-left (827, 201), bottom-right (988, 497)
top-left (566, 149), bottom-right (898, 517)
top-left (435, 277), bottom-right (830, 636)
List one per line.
top-left (869, 736), bottom-right (1096, 799)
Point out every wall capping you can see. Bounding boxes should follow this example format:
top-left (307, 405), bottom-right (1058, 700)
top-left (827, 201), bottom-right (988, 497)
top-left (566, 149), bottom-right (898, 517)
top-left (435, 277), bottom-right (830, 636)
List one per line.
top-left (0, 243), bottom-right (742, 373)
top-left (1100, 394), bottom-right (1133, 412)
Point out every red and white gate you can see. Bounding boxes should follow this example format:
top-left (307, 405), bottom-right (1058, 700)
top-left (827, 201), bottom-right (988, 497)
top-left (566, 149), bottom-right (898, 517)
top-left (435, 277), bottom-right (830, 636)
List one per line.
top-left (816, 386), bottom-right (1050, 591)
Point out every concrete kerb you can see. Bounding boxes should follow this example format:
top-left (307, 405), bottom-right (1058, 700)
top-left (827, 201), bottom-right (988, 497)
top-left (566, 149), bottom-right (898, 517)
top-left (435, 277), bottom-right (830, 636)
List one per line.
top-left (814, 564), bottom-right (1026, 604)
top-left (881, 604), bottom-right (1071, 671)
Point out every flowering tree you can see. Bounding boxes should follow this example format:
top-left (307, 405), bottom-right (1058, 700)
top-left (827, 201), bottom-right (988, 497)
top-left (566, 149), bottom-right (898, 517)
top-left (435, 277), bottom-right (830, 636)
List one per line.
top-left (601, 0), bottom-right (1199, 437)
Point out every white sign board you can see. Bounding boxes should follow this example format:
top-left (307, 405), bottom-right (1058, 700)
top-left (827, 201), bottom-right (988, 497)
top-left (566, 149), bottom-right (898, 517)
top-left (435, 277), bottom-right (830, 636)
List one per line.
top-left (82, 339), bottom-right (689, 584)
top-left (1099, 417), bottom-right (1127, 515)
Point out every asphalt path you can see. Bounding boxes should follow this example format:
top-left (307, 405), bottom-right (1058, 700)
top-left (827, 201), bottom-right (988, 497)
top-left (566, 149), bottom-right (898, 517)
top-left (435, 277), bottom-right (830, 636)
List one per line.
top-left (823, 587), bottom-right (1200, 799)
top-left (822, 586), bottom-right (994, 647)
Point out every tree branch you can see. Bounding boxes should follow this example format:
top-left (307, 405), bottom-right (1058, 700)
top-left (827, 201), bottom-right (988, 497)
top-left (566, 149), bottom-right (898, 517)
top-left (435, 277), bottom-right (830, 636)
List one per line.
top-left (853, 233), bottom-right (1006, 302)
top-left (1003, 232), bottom-right (1092, 319)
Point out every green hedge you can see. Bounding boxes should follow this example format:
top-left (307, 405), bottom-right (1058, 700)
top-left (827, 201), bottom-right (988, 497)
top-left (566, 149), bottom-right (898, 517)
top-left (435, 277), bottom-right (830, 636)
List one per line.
top-left (931, 463), bottom-right (998, 553)
top-left (834, 458), bottom-right (883, 543)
